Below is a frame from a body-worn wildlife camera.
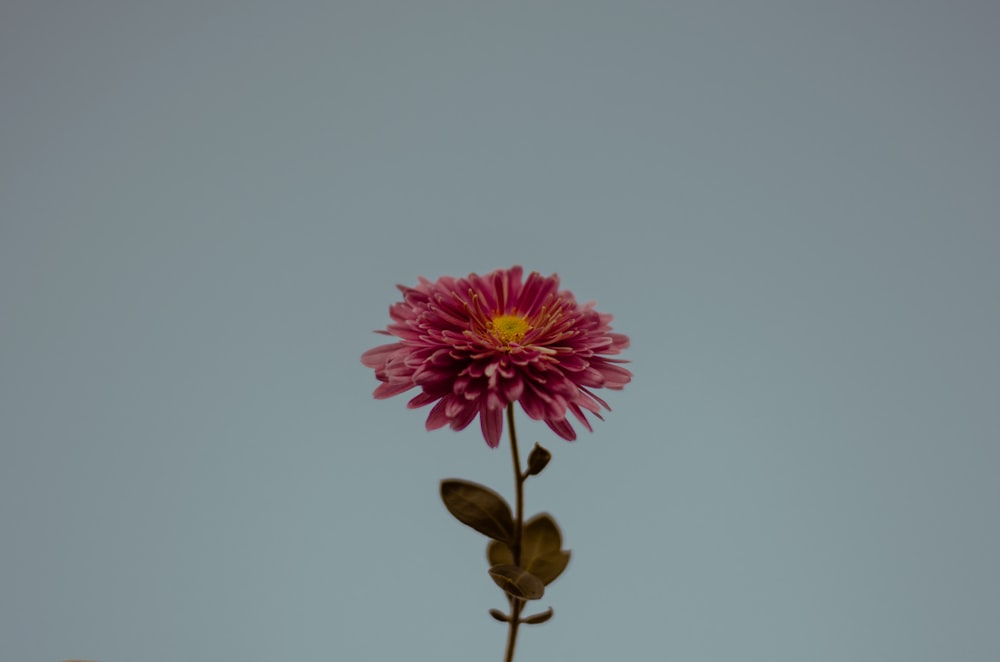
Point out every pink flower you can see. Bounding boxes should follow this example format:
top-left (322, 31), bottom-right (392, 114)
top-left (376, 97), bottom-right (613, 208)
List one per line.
top-left (362, 266), bottom-right (631, 448)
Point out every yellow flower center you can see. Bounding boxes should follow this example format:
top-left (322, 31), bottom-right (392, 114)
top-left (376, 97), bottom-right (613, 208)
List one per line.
top-left (488, 314), bottom-right (531, 345)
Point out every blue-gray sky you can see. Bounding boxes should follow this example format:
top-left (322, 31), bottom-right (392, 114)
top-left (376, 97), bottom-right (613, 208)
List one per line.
top-left (2, 2), bottom-right (998, 661)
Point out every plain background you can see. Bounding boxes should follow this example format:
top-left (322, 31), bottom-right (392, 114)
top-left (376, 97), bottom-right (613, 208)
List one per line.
top-left (2, 2), bottom-right (998, 661)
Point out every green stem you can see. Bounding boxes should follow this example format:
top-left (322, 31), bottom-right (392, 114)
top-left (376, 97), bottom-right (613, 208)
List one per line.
top-left (503, 403), bottom-right (525, 662)
top-left (508, 404), bottom-right (524, 564)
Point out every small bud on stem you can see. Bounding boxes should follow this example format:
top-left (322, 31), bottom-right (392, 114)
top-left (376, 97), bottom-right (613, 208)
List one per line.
top-left (525, 443), bottom-right (552, 476)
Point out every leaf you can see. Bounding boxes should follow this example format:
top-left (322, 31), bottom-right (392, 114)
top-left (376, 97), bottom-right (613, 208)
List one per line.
top-left (489, 608), bottom-right (511, 622)
top-left (488, 564), bottom-right (545, 600)
top-left (440, 480), bottom-right (514, 543)
top-left (487, 539), bottom-right (512, 566)
top-left (486, 513), bottom-right (571, 585)
top-left (523, 549), bottom-right (571, 586)
top-left (520, 513), bottom-right (562, 561)
top-left (521, 607), bottom-right (554, 624)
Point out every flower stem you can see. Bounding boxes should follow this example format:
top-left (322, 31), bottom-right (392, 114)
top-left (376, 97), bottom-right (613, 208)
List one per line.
top-left (507, 404), bottom-right (524, 564)
top-left (503, 403), bottom-right (525, 662)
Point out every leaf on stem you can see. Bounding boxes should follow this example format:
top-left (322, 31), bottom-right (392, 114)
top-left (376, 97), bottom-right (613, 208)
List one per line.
top-left (440, 479), bottom-right (514, 543)
top-left (487, 513), bottom-right (571, 586)
top-left (488, 564), bottom-right (545, 600)
top-left (489, 608), bottom-right (511, 622)
top-left (521, 607), bottom-right (554, 624)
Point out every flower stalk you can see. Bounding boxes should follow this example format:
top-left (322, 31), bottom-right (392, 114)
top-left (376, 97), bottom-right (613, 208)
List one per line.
top-left (504, 404), bottom-right (525, 662)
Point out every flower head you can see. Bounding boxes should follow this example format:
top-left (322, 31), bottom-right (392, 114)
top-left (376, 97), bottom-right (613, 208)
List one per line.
top-left (361, 266), bottom-right (631, 447)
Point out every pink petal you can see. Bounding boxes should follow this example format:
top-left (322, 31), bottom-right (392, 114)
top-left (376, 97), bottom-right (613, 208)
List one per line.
top-left (480, 406), bottom-right (504, 448)
top-left (373, 381), bottom-right (415, 399)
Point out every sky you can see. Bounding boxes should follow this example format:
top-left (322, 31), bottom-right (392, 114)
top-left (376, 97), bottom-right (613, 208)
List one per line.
top-left (2, 1), bottom-right (998, 661)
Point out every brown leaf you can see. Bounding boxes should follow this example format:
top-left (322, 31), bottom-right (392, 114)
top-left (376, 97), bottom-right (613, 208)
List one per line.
top-left (521, 607), bottom-right (554, 624)
top-left (486, 513), bottom-right (571, 585)
top-left (489, 608), bottom-right (511, 622)
top-left (488, 564), bottom-right (545, 600)
top-left (440, 480), bottom-right (514, 543)
top-left (520, 513), bottom-right (562, 560)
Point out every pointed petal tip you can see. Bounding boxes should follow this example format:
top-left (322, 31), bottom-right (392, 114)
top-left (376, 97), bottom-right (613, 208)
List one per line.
top-left (481, 406), bottom-right (504, 447)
